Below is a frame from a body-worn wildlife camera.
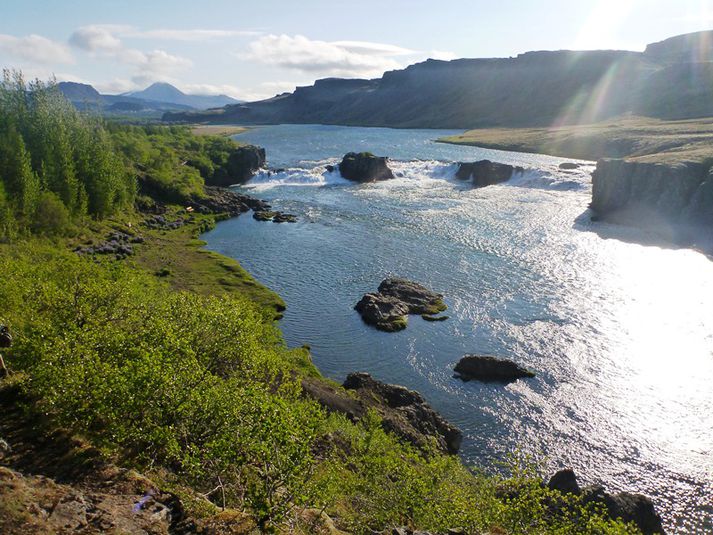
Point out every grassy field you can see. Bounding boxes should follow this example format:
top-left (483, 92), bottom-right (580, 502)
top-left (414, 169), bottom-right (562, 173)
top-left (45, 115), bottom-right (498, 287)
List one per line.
top-left (190, 125), bottom-right (250, 137)
top-left (439, 116), bottom-right (713, 164)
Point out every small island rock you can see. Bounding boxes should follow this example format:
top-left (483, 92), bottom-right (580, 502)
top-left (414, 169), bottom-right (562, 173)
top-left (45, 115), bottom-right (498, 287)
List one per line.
top-left (455, 160), bottom-right (524, 187)
top-left (454, 355), bottom-right (535, 383)
top-left (355, 278), bottom-right (447, 332)
top-left (339, 152), bottom-right (395, 182)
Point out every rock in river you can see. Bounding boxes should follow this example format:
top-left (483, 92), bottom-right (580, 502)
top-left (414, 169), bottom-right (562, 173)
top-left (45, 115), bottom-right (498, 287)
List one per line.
top-left (339, 152), bottom-right (395, 182)
top-left (355, 278), bottom-right (447, 332)
top-left (455, 160), bottom-right (524, 187)
top-left (454, 355), bottom-right (535, 383)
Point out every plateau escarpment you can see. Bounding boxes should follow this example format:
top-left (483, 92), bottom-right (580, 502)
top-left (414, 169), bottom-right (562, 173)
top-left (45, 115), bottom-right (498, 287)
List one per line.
top-left (164, 30), bottom-right (713, 129)
top-left (591, 159), bottom-right (713, 231)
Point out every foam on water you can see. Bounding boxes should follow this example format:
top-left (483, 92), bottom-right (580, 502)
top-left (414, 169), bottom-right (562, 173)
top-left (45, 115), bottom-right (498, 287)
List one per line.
top-left (246, 158), bottom-right (592, 192)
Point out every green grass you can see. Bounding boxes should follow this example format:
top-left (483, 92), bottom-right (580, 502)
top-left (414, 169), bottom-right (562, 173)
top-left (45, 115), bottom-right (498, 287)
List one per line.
top-left (439, 115), bottom-right (713, 163)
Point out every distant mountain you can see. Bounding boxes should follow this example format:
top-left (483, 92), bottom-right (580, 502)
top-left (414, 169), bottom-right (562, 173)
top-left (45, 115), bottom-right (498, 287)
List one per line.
top-left (58, 81), bottom-right (241, 116)
top-left (165, 30), bottom-right (713, 128)
top-left (124, 82), bottom-right (240, 110)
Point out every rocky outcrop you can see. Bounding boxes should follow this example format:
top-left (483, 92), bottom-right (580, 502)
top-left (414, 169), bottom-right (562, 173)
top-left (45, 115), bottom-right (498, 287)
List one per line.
top-left (547, 469), bottom-right (665, 534)
top-left (455, 160), bottom-right (524, 187)
top-left (207, 145), bottom-right (266, 186)
top-left (454, 355), bottom-right (535, 383)
top-left (74, 231), bottom-right (145, 259)
top-left (344, 373), bottom-right (462, 454)
top-left (591, 158), bottom-right (713, 228)
top-left (338, 152), bottom-right (395, 182)
top-left (191, 185), bottom-right (270, 216)
top-left (252, 210), bottom-right (297, 223)
top-left (355, 278), bottom-right (447, 331)
top-left (302, 374), bottom-right (462, 455)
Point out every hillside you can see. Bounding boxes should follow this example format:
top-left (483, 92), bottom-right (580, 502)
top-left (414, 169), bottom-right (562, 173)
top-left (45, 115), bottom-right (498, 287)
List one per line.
top-left (164, 30), bottom-right (713, 128)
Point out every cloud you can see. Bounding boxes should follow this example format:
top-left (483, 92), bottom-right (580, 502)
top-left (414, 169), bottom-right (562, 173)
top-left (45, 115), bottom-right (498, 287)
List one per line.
top-left (243, 34), bottom-right (456, 78)
top-left (244, 34), bottom-right (406, 77)
top-left (69, 25), bottom-right (124, 52)
top-left (69, 25), bottom-right (192, 86)
top-left (0, 34), bottom-right (74, 64)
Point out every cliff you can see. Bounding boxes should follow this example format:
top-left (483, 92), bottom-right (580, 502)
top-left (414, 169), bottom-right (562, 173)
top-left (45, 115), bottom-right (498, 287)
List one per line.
top-left (165, 30), bottom-right (713, 129)
top-left (591, 158), bottom-right (713, 230)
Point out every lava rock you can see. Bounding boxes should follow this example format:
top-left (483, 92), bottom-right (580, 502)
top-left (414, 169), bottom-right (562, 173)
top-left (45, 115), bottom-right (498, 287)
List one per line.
top-left (378, 278), bottom-right (447, 315)
top-left (339, 152), bottom-right (395, 182)
top-left (354, 293), bottom-right (410, 332)
top-left (207, 145), bottom-right (266, 186)
top-left (454, 355), bottom-right (535, 383)
top-left (456, 160), bottom-right (524, 187)
top-left (548, 468), bottom-right (581, 494)
top-left (343, 373), bottom-right (463, 454)
top-left (355, 278), bottom-right (447, 332)
top-left (547, 470), bottom-right (665, 534)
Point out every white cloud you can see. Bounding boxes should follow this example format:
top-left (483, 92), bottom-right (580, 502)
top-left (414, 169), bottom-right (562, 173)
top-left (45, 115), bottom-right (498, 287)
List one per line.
top-left (0, 34), bottom-right (74, 64)
top-left (69, 25), bottom-right (124, 52)
top-left (181, 82), bottom-right (242, 97)
top-left (244, 34), bottom-right (406, 78)
top-left (243, 34), bottom-right (456, 79)
top-left (69, 25), bottom-right (192, 86)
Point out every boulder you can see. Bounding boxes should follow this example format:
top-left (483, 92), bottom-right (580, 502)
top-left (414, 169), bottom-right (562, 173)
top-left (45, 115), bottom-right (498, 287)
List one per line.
top-left (338, 152), bottom-right (394, 182)
top-left (548, 468), bottom-right (581, 494)
top-left (559, 162), bottom-right (581, 170)
top-left (455, 160), bottom-right (524, 187)
top-left (0, 326), bottom-right (11, 349)
top-left (547, 470), bottom-right (665, 534)
top-left (454, 355), bottom-right (535, 383)
top-left (355, 278), bottom-right (447, 332)
top-left (354, 293), bottom-right (410, 332)
top-left (208, 145), bottom-right (266, 186)
top-left (343, 373), bottom-right (462, 454)
top-left (378, 278), bottom-right (447, 315)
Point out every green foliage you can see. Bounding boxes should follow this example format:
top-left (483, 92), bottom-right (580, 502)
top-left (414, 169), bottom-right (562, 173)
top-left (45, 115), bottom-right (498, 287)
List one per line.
top-left (107, 122), bottom-right (242, 203)
top-left (0, 70), bottom-right (134, 238)
top-left (30, 191), bottom-right (72, 236)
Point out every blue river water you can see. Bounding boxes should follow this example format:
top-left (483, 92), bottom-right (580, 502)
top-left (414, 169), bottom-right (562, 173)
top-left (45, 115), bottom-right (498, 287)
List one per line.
top-left (202, 124), bottom-right (713, 532)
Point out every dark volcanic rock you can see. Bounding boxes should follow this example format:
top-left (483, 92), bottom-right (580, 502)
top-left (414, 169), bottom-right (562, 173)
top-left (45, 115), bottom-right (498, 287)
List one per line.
top-left (338, 152), bottom-right (394, 182)
top-left (559, 162), bottom-right (581, 170)
top-left (191, 186), bottom-right (270, 216)
top-left (207, 145), bottom-right (266, 186)
top-left (455, 160), bottom-right (524, 187)
top-left (355, 278), bottom-right (447, 332)
top-left (354, 293), bottom-right (410, 332)
top-left (547, 470), bottom-right (665, 534)
top-left (548, 468), bottom-right (581, 494)
top-left (343, 373), bottom-right (463, 454)
top-left (378, 278), bottom-right (447, 315)
top-left (454, 355), bottom-right (535, 383)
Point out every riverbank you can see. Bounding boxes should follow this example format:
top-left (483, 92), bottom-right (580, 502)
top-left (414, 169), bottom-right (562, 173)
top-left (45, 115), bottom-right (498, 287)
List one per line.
top-left (190, 124), bottom-right (250, 137)
top-left (438, 116), bottom-right (713, 163)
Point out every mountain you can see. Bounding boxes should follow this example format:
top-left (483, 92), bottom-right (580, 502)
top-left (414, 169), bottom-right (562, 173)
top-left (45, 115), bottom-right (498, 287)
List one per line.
top-left (164, 30), bottom-right (713, 128)
top-left (124, 82), bottom-right (240, 110)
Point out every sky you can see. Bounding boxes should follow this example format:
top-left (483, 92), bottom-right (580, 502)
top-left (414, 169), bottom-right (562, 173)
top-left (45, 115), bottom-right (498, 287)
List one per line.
top-left (1, 0), bottom-right (713, 101)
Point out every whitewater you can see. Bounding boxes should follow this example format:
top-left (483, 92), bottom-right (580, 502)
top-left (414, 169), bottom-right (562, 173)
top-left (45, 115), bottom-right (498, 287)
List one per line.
top-left (203, 124), bottom-right (713, 533)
